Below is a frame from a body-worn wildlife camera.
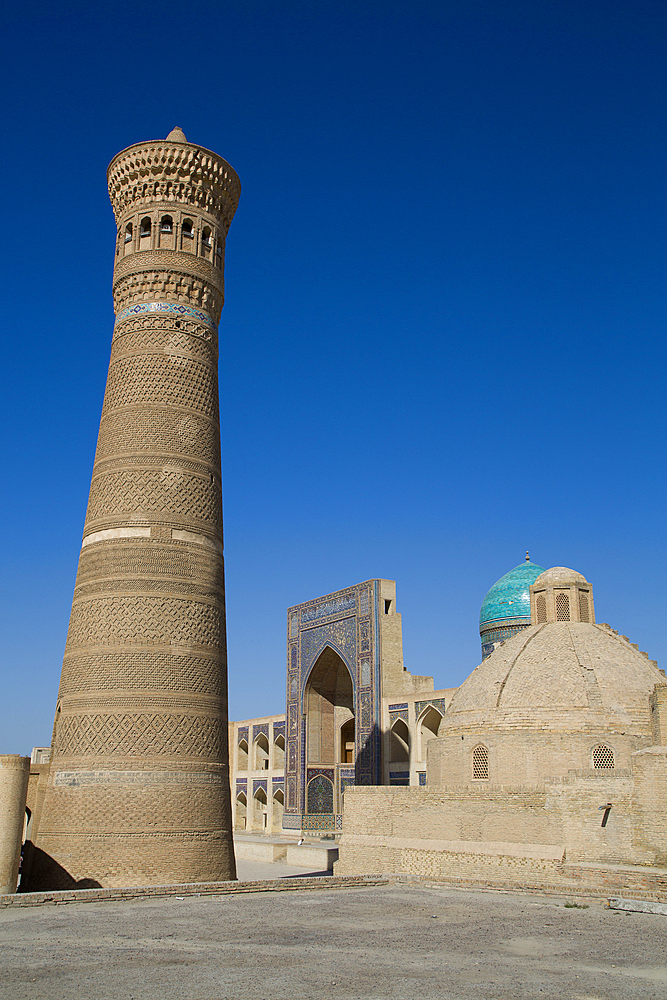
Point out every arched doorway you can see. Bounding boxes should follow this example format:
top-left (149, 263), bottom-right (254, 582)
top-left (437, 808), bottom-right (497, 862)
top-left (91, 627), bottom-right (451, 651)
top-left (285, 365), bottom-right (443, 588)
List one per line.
top-left (305, 646), bottom-right (354, 765)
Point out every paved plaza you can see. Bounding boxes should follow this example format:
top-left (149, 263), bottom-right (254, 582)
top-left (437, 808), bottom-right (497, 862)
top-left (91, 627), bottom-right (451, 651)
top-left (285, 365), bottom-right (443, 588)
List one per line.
top-left (2, 880), bottom-right (667, 1000)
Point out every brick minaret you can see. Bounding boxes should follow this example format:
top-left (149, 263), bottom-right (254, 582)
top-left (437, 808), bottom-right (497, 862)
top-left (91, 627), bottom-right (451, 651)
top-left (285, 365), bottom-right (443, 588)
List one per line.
top-left (27, 129), bottom-right (240, 889)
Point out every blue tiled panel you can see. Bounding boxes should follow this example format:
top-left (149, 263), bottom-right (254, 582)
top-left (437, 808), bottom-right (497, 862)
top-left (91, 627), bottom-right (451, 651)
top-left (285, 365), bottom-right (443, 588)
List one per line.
top-left (114, 301), bottom-right (216, 330)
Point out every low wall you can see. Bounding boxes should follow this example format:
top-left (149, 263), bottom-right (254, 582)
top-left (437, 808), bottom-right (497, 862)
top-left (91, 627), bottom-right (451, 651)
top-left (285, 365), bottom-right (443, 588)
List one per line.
top-left (336, 771), bottom-right (667, 887)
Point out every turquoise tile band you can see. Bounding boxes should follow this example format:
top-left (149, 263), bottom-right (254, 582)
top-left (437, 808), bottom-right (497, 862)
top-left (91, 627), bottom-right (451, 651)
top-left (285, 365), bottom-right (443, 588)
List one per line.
top-left (114, 301), bottom-right (216, 330)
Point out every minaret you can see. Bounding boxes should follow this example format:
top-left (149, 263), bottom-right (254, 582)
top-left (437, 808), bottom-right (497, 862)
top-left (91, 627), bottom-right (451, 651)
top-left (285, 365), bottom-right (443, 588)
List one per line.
top-left (26, 129), bottom-right (240, 889)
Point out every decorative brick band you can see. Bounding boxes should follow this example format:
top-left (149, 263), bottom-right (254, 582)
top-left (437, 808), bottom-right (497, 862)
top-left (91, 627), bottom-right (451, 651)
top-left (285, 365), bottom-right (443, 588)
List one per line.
top-left (114, 302), bottom-right (216, 330)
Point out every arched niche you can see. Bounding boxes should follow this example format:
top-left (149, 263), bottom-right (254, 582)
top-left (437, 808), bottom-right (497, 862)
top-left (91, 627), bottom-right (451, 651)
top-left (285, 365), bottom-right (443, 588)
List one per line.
top-left (390, 718), bottom-right (410, 764)
top-left (418, 706), bottom-right (442, 760)
top-left (254, 733), bottom-right (269, 770)
top-left (253, 786), bottom-right (267, 830)
top-left (237, 738), bottom-right (248, 771)
top-left (235, 792), bottom-right (247, 830)
top-left (273, 732), bottom-right (285, 769)
top-left (272, 788), bottom-right (284, 832)
top-left (304, 645), bottom-right (354, 765)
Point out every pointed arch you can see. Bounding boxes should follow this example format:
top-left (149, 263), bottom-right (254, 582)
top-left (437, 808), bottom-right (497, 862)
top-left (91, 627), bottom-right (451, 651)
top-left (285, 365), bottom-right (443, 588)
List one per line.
top-left (304, 645), bottom-right (354, 765)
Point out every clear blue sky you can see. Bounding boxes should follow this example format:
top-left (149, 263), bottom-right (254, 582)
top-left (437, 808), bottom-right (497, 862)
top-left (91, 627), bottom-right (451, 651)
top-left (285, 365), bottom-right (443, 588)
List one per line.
top-left (1, 1), bottom-right (666, 753)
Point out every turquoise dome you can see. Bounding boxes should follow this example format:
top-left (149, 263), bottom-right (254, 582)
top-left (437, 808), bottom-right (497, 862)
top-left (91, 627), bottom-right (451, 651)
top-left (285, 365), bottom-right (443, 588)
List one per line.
top-left (479, 560), bottom-right (545, 627)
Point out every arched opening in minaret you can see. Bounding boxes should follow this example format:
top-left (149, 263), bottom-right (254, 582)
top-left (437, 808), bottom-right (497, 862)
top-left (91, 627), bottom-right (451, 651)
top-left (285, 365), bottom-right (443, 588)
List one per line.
top-left (181, 218), bottom-right (193, 250)
top-left (304, 646), bottom-right (354, 766)
top-left (123, 222), bottom-right (133, 256)
top-left (160, 215), bottom-right (173, 249)
top-left (201, 226), bottom-right (212, 259)
top-left (139, 216), bottom-right (151, 250)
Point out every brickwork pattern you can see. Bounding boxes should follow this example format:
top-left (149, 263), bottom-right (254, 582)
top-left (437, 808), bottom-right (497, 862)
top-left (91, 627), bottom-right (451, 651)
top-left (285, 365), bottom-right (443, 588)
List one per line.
top-left (30, 131), bottom-right (240, 891)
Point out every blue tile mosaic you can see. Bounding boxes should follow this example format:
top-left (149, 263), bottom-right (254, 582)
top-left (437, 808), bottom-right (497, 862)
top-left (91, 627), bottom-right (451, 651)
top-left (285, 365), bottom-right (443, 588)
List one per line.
top-left (306, 774), bottom-right (334, 813)
top-left (253, 779), bottom-right (267, 795)
top-left (301, 594), bottom-right (356, 623)
top-left (418, 771), bottom-right (426, 786)
top-left (114, 301), bottom-right (216, 330)
top-left (479, 560), bottom-right (544, 627)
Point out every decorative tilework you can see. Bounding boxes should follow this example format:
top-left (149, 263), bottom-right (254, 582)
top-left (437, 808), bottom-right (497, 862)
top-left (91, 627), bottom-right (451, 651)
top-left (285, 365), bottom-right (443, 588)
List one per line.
top-left (301, 813), bottom-right (337, 831)
top-left (271, 776), bottom-right (284, 786)
top-left (301, 594), bottom-right (356, 624)
top-left (300, 618), bottom-right (356, 685)
top-left (307, 768), bottom-right (334, 781)
top-left (237, 726), bottom-right (249, 742)
top-left (252, 723), bottom-right (269, 740)
top-left (414, 698), bottom-right (446, 720)
top-left (285, 580), bottom-right (383, 829)
top-left (282, 812), bottom-right (301, 829)
top-left (235, 778), bottom-right (247, 789)
top-left (389, 701), bottom-right (409, 724)
top-left (418, 771), bottom-right (426, 786)
top-left (306, 774), bottom-right (334, 813)
top-left (114, 301), bottom-right (216, 330)
top-left (390, 772), bottom-right (410, 786)
top-left (253, 779), bottom-right (267, 795)
top-left (273, 721), bottom-right (285, 735)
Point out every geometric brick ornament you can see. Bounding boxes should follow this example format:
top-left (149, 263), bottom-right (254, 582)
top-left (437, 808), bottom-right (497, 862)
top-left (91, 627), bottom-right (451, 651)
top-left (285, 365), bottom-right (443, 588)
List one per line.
top-left (24, 129), bottom-right (240, 889)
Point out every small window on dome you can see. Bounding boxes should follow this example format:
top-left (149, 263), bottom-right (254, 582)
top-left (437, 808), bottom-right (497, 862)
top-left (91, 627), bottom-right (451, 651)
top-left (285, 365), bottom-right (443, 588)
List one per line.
top-left (579, 591), bottom-right (590, 622)
top-left (556, 592), bottom-right (570, 621)
top-left (535, 593), bottom-right (547, 623)
top-left (592, 744), bottom-right (614, 769)
top-left (472, 744), bottom-right (489, 780)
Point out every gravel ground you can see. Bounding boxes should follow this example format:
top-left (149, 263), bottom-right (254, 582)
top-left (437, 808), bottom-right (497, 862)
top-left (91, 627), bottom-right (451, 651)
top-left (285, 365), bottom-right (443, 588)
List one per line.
top-left (1, 882), bottom-right (666, 1000)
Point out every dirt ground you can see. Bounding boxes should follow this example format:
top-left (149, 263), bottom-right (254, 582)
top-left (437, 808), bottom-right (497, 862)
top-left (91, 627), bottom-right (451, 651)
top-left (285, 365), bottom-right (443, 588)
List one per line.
top-left (1, 882), bottom-right (666, 1000)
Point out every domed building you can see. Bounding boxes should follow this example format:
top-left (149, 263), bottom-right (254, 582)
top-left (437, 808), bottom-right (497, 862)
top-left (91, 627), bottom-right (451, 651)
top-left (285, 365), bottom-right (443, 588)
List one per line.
top-left (479, 554), bottom-right (544, 659)
top-left (338, 565), bottom-right (667, 892)
top-left (430, 566), bottom-right (663, 786)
